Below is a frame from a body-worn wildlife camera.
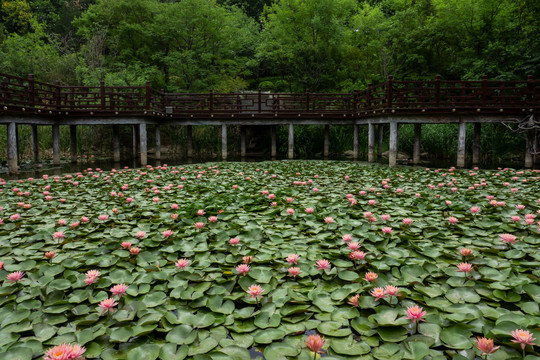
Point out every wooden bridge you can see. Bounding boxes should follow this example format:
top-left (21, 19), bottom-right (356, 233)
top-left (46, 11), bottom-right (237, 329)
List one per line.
top-left (1, 73), bottom-right (539, 174)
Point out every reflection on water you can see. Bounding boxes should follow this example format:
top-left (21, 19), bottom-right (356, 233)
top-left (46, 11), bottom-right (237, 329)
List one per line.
top-left (0, 153), bottom-right (530, 181)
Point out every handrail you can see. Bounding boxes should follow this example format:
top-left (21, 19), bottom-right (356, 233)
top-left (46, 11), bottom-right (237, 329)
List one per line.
top-left (1, 73), bottom-right (539, 118)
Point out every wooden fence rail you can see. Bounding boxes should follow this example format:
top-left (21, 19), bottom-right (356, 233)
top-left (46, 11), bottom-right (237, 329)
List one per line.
top-left (1, 73), bottom-right (539, 118)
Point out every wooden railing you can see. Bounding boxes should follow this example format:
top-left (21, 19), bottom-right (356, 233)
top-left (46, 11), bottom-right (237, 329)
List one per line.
top-left (1, 73), bottom-right (539, 118)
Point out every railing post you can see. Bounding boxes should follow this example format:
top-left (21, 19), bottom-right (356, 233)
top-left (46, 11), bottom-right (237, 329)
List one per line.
top-left (145, 81), bottom-right (151, 111)
top-left (28, 74), bottom-right (35, 108)
top-left (481, 75), bottom-right (487, 106)
top-left (435, 75), bottom-right (441, 107)
top-left (100, 80), bottom-right (106, 110)
top-left (258, 88), bottom-right (262, 113)
top-left (306, 89), bottom-right (310, 112)
top-left (367, 84), bottom-right (372, 109)
top-left (386, 75), bottom-right (393, 109)
top-left (55, 81), bottom-right (61, 111)
top-left (209, 89), bottom-right (214, 112)
top-left (527, 75), bottom-right (534, 106)
top-left (161, 88), bottom-right (166, 113)
top-left (352, 90), bottom-right (357, 112)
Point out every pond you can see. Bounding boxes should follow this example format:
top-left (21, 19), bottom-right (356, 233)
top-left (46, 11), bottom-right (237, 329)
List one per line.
top-left (0, 160), bottom-right (538, 359)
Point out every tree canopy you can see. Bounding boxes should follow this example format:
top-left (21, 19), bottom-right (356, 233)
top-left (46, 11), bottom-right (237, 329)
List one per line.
top-left (1, 0), bottom-right (538, 91)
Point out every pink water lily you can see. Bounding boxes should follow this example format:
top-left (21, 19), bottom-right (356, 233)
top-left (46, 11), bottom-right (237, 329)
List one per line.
top-left (175, 258), bottom-right (190, 270)
top-left (474, 337), bottom-right (500, 356)
top-left (7, 271), bottom-right (24, 283)
top-left (315, 259), bottom-right (331, 270)
top-left (43, 343), bottom-right (86, 360)
top-left (235, 264), bottom-right (251, 276)
top-left (405, 305), bottom-right (427, 322)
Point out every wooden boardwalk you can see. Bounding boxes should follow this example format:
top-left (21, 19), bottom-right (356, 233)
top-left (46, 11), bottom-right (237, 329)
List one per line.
top-left (1, 73), bottom-right (539, 173)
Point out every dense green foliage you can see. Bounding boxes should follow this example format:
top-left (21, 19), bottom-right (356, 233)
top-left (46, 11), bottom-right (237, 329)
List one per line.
top-left (1, 0), bottom-right (539, 91)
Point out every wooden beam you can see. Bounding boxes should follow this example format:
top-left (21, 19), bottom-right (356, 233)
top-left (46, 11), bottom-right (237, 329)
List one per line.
top-left (52, 124), bottom-right (60, 166)
top-left (31, 124), bottom-right (39, 163)
top-left (132, 125), bottom-right (138, 160)
top-left (472, 123), bottom-right (481, 166)
top-left (353, 124), bottom-right (358, 160)
top-left (457, 120), bottom-right (466, 168)
top-left (7, 122), bottom-right (18, 174)
top-left (288, 123), bottom-right (294, 159)
top-left (389, 121), bottom-right (398, 167)
top-left (186, 125), bottom-right (193, 158)
top-left (413, 123), bottom-right (421, 165)
top-left (113, 125), bottom-right (120, 162)
top-left (70, 125), bottom-right (77, 163)
top-left (140, 123), bottom-right (147, 166)
top-left (368, 122), bottom-right (375, 162)
top-left (155, 124), bottom-right (161, 160)
top-left (324, 124), bottom-right (330, 158)
top-left (221, 124), bottom-right (227, 161)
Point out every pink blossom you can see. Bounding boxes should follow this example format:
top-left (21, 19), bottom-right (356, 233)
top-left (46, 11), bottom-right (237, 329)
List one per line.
top-left (53, 231), bottom-right (65, 240)
top-left (341, 234), bottom-right (353, 242)
top-left (81, 216), bottom-right (89, 223)
top-left (121, 241), bottom-right (132, 249)
top-left (500, 233), bottom-right (517, 244)
top-left (286, 208), bottom-right (295, 215)
top-left (348, 294), bottom-right (360, 307)
top-left (0, 262), bottom-right (3, 270)
top-left (368, 200), bottom-right (376, 205)
top-left (315, 259), bottom-right (331, 270)
top-left (135, 231), bottom-right (146, 239)
top-left (474, 337), bottom-right (500, 356)
top-left (324, 217), bottom-right (334, 224)
top-left (287, 267), bottom-right (301, 278)
top-left (171, 213), bottom-right (178, 220)
top-left (196, 209), bottom-right (205, 216)
top-left (10, 213), bottom-right (20, 221)
top-left (43, 343), bottom-right (86, 360)
top-left (110, 284), bottom-right (128, 297)
top-left (194, 222), bottom-right (205, 229)
top-left (382, 226), bottom-right (393, 234)
top-left (381, 214), bottom-right (391, 221)
top-left (98, 298), bottom-right (118, 314)
top-left (208, 216), bottom-right (218, 223)
top-left (349, 251), bottom-right (366, 261)
top-left (229, 237), bottom-right (240, 245)
top-left (364, 272), bottom-right (378, 282)
top-left (459, 248), bottom-right (473, 257)
top-left (243, 256), bottom-right (253, 264)
top-left (175, 258), bottom-right (190, 270)
top-left (7, 271), bottom-right (25, 283)
top-left (98, 214), bottom-right (108, 221)
top-left (236, 264), bottom-right (251, 276)
top-left (286, 254), bottom-right (299, 264)
top-left (516, 204), bottom-right (525, 210)
top-left (511, 215), bottom-right (521, 222)
top-left (448, 217), bottom-right (459, 224)
top-left (363, 211), bottom-right (373, 218)
top-left (246, 284), bottom-right (264, 299)
top-left (347, 242), bottom-right (360, 251)
top-left (385, 285), bottom-right (399, 296)
top-left (286, 197), bottom-right (293, 203)
top-left (457, 262), bottom-right (473, 273)
top-left (511, 329), bottom-right (536, 350)
top-left (58, 219), bottom-right (67, 226)
top-left (305, 207), bottom-right (314, 213)
top-left (312, 188), bottom-right (318, 192)
top-left (402, 218), bottom-right (413, 225)
top-left (162, 229), bottom-right (173, 238)
top-left (405, 305), bottom-right (427, 322)
top-left (305, 334), bottom-right (326, 355)
top-left (371, 287), bottom-right (387, 300)
top-left (129, 247), bottom-right (141, 255)
top-left (470, 206), bottom-right (480, 214)
top-left (44, 251), bottom-right (56, 260)
top-left (171, 204), bottom-right (179, 210)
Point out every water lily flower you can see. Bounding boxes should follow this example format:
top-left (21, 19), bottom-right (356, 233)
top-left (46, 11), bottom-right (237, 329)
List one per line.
top-left (511, 329), bottom-right (536, 350)
top-left (364, 272), bottom-right (378, 282)
top-left (286, 254), bottom-right (299, 264)
top-left (246, 284), bottom-right (264, 299)
top-left (305, 334), bottom-right (325, 356)
top-left (474, 337), bottom-right (500, 356)
top-left (98, 298), bottom-right (118, 314)
top-left (405, 305), bottom-right (427, 322)
top-left (348, 294), bottom-right (360, 307)
top-left (457, 262), bottom-right (473, 273)
top-left (110, 284), bottom-right (128, 297)
top-left (315, 259), bottom-right (331, 270)
top-left (236, 264), bottom-right (251, 276)
top-left (287, 267), bottom-right (301, 278)
top-left (371, 287), bottom-right (387, 300)
top-left (7, 271), bottom-right (24, 283)
top-left (175, 259), bottom-right (190, 270)
top-left (43, 343), bottom-right (86, 360)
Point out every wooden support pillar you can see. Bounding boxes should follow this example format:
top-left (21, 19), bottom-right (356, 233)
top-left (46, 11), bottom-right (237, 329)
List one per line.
top-left (413, 123), bottom-right (421, 165)
top-left (240, 126), bottom-right (246, 158)
top-left (70, 125), bottom-right (77, 163)
top-left (368, 122), bottom-right (375, 162)
top-left (389, 122), bottom-right (398, 167)
top-left (140, 123), bottom-right (147, 166)
top-left (155, 125), bottom-right (161, 160)
top-left (288, 123), bottom-right (294, 160)
top-left (472, 123), bottom-right (481, 166)
top-left (353, 124), bottom-right (359, 160)
top-left (525, 128), bottom-right (534, 168)
top-left (186, 125), bottom-right (193, 158)
top-left (457, 120), bottom-right (466, 168)
top-left (7, 123), bottom-right (18, 174)
top-left (15, 124), bottom-right (19, 164)
top-left (52, 124), bottom-right (60, 166)
top-left (377, 125), bottom-right (384, 161)
top-left (323, 125), bottom-right (330, 158)
top-left (270, 126), bottom-right (277, 158)
top-left (31, 124), bottom-right (39, 163)
top-left (132, 125), bottom-right (138, 159)
top-left (113, 125), bottom-right (121, 162)
top-left (221, 124), bottom-right (228, 161)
